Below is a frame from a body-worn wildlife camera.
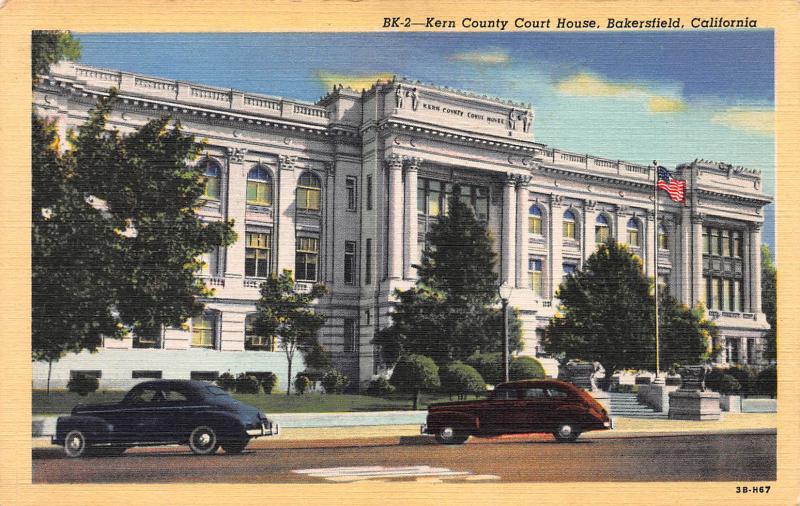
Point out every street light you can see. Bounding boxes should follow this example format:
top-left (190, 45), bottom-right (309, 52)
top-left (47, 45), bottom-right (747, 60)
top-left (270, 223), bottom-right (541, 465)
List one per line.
top-left (498, 284), bottom-right (513, 383)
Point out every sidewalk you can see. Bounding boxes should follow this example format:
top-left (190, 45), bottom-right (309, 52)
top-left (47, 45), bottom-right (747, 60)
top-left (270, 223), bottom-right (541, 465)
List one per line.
top-left (33, 412), bottom-right (776, 449)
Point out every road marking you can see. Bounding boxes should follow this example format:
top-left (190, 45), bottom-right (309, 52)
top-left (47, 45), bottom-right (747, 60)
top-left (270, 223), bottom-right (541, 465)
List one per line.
top-left (292, 465), bottom-right (499, 482)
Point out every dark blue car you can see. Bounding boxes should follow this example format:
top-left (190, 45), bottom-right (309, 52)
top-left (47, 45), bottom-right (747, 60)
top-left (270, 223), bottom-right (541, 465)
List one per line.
top-left (53, 380), bottom-right (279, 457)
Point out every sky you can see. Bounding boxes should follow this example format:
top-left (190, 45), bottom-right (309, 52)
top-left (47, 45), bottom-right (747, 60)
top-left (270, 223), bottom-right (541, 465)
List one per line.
top-left (74, 32), bottom-right (776, 252)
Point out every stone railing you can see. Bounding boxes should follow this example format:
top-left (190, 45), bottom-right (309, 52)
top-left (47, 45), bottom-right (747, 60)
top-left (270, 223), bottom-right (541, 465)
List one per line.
top-left (534, 147), bottom-right (652, 182)
top-left (200, 276), bottom-right (225, 287)
top-left (708, 310), bottom-right (756, 320)
top-left (243, 278), bottom-right (263, 288)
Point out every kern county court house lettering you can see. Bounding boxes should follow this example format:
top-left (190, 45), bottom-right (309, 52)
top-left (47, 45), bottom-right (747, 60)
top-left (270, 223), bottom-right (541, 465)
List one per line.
top-left (32, 62), bottom-right (772, 390)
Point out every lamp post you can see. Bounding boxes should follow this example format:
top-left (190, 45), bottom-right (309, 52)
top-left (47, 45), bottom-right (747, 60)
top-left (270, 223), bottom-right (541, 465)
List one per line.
top-left (498, 285), bottom-right (513, 383)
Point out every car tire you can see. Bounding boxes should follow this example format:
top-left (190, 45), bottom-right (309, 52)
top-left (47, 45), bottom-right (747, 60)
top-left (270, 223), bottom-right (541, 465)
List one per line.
top-left (221, 438), bottom-right (249, 454)
top-left (553, 424), bottom-right (580, 443)
top-left (188, 425), bottom-right (219, 455)
top-left (434, 426), bottom-right (469, 445)
top-left (64, 429), bottom-right (89, 458)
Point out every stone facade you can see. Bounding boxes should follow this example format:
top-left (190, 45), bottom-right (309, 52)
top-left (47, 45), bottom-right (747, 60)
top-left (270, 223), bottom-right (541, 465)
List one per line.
top-left (32, 62), bottom-right (772, 390)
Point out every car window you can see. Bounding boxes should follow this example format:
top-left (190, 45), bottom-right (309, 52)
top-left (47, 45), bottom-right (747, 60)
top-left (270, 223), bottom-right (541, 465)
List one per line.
top-left (547, 388), bottom-right (569, 398)
top-left (492, 389), bottom-right (516, 400)
top-left (520, 388), bottom-right (547, 399)
top-left (128, 387), bottom-right (164, 404)
top-left (163, 389), bottom-right (189, 402)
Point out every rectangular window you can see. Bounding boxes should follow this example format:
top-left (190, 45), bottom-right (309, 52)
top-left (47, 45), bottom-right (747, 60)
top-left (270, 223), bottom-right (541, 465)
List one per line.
top-left (295, 237), bottom-right (319, 282)
top-left (346, 177), bottom-right (357, 211)
top-left (722, 230), bottom-right (731, 257)
top-left (245, 232), bottom-right (271, 278)
top-left (247, 180), bottom-right (272, 206)
top-left (245, 315), bottom-right (275, 351)
top-left (711, 228), bottom-right (720, 256)
top-left (344, 241), bottom-right (356, 285)
top-left (734, 279), bottom-right (742, 312)
top-left (192, 313), bottom-right (216, 348)
top-left (417, 179), bottom-right (426, 214)
top-left (529, 214), bottom-right (542, 235)
top-left (427, 181), bottom-right (441, 217)
top-left (70, 370), bottom-right (101, 380)
top-left (529, 258), bottom-right (543, 298)
top-left (343, 318), bottom-right (357, 353)
top-left (722, 278), bottom-right (731, 311)
top-left (366, 175), bottom-right (373, 210)
top-left (365, 239), bottom-right (372, 285)
top-left (562, 263), bottom-right (577, 284)
top-left (747, 338), bottom-right (756, 364)
top-left (703, 227), bottom-right (710, 254)
top-left (727, 338), bottom-right (740, 365)
top-left (132, 370), bottom-right (162, 379)
top-left (563, 221), bottom-right (576, 240)
top-left (199, 247), bottom-right (219, 276)
top-left (190, 371), bottom-right (219, 381)
top-left (475, 187), bottom-right (489, 221)
top-left (733, 231), bottom-right (742, 258)
top-left (297, 187), bottom-right (321, 211)
top-left (596, 225), bottom-right (609, 244)
top-left (627, 228), bottom-right (639, 248)
top-left (711, 278), bottom-right (720, 310)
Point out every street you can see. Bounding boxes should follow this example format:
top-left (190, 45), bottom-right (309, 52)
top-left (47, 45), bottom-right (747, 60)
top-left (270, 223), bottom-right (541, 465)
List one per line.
top-left (33, 431), bottom-right (776, 483)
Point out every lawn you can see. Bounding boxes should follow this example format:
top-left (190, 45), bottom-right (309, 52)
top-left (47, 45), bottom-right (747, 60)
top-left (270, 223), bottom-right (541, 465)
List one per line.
top-left (32, 389), bottom-right (477, 415)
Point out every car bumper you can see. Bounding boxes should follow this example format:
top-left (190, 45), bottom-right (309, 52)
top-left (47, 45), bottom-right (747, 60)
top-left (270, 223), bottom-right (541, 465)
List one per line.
top-left (420, 424), bottom-right (428, 435)
top-left (247, 421), bottom-right (279, 437)
top-left (604, 418), bottom-right (614, 430)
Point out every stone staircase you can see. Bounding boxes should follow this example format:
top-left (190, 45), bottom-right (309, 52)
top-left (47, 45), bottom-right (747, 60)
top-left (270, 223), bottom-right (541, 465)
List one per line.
top-left (609, 392), bottom-right (668, 419)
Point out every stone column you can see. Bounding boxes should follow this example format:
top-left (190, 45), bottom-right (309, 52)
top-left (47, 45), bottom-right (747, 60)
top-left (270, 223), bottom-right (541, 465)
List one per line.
top-left (325, 162), bottom-right (336, 284)
top-left (645, 211), bottom-right (656, 279)
top-left (615, 204), bottom-right (629, 245)
top-left (691, 213), bottom-right (705, 306)
top-left (501, 175), bottom-right (517, 287)
top-left (739, 337), bottom-right (748, 365)
top-left (742, 230), bottom-right (751, 312)
top-left (515, 176), bottom-right (531, 288)
top-left (750, 223), bottom-right (763, 314)
top-left (276, 155), bottom-right (297, 274)
top-left (225, 148), bottom-right (247, 279)
top-left (583, 200), bottom-right (596, 261)
top-left (403, 157), bottom-right (421, 279)
top-left (679, 207), bottom-right (692, 306)
top-left (548, 194), bottom-right (564, 299)
top-left (386, 154), bottom-right (404, 280)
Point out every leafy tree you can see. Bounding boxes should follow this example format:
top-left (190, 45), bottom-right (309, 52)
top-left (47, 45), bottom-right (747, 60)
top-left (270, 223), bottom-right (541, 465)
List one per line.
top-left (761, 244), bottom-right (777, 361)
top-left (465, 352), bottom-right (504, 385)
top-left (375, 191), bottom-right (522, 365)
top-left (32, 30), bottom-right (81, 83)
top-left (509, 356), bottom-right (546, 381)
top-left (294, 374), bottom-right (311, 395)
top-left (439, 361), bottom-right (486, 400)
top-left (251, 270), bottom-right (327, 395)
top-left (390, 354), bottom-right (441, 409)
top-left (658, 293), bottom-right (718, 372)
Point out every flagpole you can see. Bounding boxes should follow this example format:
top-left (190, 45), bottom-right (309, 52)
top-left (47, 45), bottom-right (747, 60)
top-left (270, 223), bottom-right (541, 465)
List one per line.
top-left (652, 161), bottom-right (660, 379)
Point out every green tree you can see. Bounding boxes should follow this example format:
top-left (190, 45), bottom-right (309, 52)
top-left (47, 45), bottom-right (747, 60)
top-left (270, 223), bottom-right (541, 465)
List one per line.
top-left (390, 354), bottom-right (441, 409)
top-left (31, 30), bottom-right (81, 83)
top-left (761, 244), bottom-right (777, 361)
top-left (658, 293), bottom-right (718, 371)
top-left (544, 240), bottom-right (656, 389)
top-left (375, 190), bottom-right (522, 365)
top-left (251, 270), bottom-right (327, 395)
top-left (439, 361), bottom-right (486, 400)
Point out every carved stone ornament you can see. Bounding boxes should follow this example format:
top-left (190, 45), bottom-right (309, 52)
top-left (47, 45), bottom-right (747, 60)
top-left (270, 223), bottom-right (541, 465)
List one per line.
top-left (227, 147), bottom-right (247, 163)
top-left (386, 153), bottom-right (404, 170)
top-left (584, 199), bottom-right (597, 211)
top-left (691, 213), bottom-right (706, 224)
top-left (278, 154), bottom-right (297, 171)
top-left (678, 363), bottom-right (713, 392)
top-left (404, 156), bottom-right (423, 171)
top-left (549, 193), bottom-right (564, 207)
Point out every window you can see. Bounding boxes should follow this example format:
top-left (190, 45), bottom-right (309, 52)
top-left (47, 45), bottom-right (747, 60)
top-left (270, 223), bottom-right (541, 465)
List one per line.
top-left (343, 318), bottom-right (358, 353)
top-left (417, 179), bottom-right (426, 214)
top-left (202, 160), bottom-right (221, 200)
top-left (732, 231), bottom-right (742, 258)
top-left (199, 247), bottom-right (219, 277)
top-left (520, 388), bottom-right (547, 399)
top-left (710, 278), bottom-right (720, 310)
top-left (191, 312), bottom-right (216, 348)
top-left (295, 237), bottom-right (320, 282)
top-left (529, 258), bottom-right (543, 298)
top-left (365, 238), bottom-right (372, 285)
top-left (417, 178), bottom-right (489, 220)
top-left (562, 262), bottom-right (577, 283)
top-left (529, 205), bottom-right (543, 235)
top-left (365, 309), bottom-right (371, 325)
top-left (722, 278), bottom-right (731, 311)
top-left (658, 274), bottom-right (669, 290)
top-left (734, 280), bottom-right (742, 312)
top-left (658, 224), bottom-right (668, 250)
top-left (132, 370), bottom-right (162, 379)
top-left (726, 338), bottom-right (740, 364)
top-left (627, 218), bottom-right (640, 247)
top-left (427, 180), bottom-right (441, 216)
top-left (246, 166), bottom-right (273, 206)
top-left (297, 171), bottom-right (322, 211)
top-left (721, 230), bottom-right (730, 257)
top-left (163, 389), bottom-right (189, 402)
top-left (346, 177), bottom-right (357, 211)
top-left (366, 175), bottom-right (373, 210)
top-left (245, 313), bottom-right (275, 350)
top-left (563, 210), bottom-right (576, 240)
top-left (344, 241), bottom-right (356, 285)
top-left (747, 338), bottom-right (756, 364)
top-left (703, 227), bottom-right (710, 254)
top-left (190, 371), bottom-right (219, 381)
top-left (548, 389), bottom-right (569, 398)
top-left (475, 187), bottom-right (489, 221)
top-left (711, 228), bottom-right (720, 255)
top-left (70, 370), bottom-right (101, 380)
top-left (245, 232), bottom-right (271, 278)
top-left (595, 215), bottom-right (610, 244)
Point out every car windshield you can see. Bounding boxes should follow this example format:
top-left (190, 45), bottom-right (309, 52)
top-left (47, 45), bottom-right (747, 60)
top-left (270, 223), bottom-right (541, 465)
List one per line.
top-left (205, 385), bottom-right (230, 396)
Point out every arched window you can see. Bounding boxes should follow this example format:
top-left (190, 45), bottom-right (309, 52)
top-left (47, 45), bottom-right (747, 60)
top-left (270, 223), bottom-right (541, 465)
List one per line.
top-left (202, 160), bottom-right (221, 200)
top-left (247, 166), bottom-right (273, 206)
top-left (563, 210), bottom-right (577, 240)
top-left (595, 214), bottom-right (610, 244)
top-left (297, 172), bottom-right (322, 211)
top-left (627, 218), bottom-right (641, 247)
top-left (658, 224), bottom-right (669, 250)
top-left (528, 205), bottom-right (543, 235)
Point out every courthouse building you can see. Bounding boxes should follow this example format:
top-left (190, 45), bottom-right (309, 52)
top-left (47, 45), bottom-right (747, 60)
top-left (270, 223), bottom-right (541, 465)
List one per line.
top-left (32, 62), bottom-right (772, 389)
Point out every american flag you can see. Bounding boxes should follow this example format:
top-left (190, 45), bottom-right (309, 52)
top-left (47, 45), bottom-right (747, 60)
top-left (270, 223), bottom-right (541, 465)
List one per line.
top-left (657, 166), bottom-right (687, 203)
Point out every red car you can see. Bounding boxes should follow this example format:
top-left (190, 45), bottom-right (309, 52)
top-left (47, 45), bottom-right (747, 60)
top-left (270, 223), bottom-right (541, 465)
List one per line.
top-left (422, 379), bottom-right (613, 444)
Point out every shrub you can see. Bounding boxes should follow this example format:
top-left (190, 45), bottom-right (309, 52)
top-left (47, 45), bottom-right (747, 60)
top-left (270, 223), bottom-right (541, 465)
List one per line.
top-left (509, 356), bottom-right (545, 381)
top-left (67, 375), bottom-right (99, 397)
top-left (439, 361), bottom-right (486, 400)
top-left (320, 368), bottom-right (349, 394)
top-left (216, 372), bottom-right (236, 392)
top-left (366, 376), bottom-right (395, 396)
top-left (465, 352), bottom-right (503, 385)
top-left (724, 365), bottom-right (755, 395)
top-left (717, 374), bottom-right (741, 395)
top-left (235, 373), bottom-right (260, 394)
top-left (390, 354), bottom-right (440, 409)
top-left (753, 365), bottom-right (776, 397)
top-left (294, 374), bottom-right (311, 395)
top-left (260, 372), bottom-right (278, 394)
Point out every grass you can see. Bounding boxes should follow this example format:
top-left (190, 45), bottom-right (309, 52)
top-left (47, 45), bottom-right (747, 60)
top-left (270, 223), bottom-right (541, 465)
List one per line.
top-left (32, 389), bottom-right (477, 415)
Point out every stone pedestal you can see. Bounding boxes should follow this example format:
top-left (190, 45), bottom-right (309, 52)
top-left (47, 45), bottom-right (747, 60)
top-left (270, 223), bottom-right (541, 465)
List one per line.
top-left (643, 378), bottom-right (670, 413)
top-left (720, 394), bottom-right (742, 413)
top-left (668, 390), bottom-right (721, 420)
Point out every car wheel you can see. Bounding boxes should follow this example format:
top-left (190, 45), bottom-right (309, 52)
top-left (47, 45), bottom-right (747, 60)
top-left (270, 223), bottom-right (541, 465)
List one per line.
top-left (434, 426), bottom-right (469, 445)
top-left (188, 425), bottom-right (219, 455)
top-left (553, 424), bottom-right (580, 443)
top-left (221, 438), bottom-right (249, 455)
top-left (64, 429), bottom-right (89, 458)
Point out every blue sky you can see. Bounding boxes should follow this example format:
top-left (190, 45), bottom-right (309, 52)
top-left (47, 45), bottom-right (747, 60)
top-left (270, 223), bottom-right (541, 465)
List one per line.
top-left (75, 32), bottom-right (776, 251)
